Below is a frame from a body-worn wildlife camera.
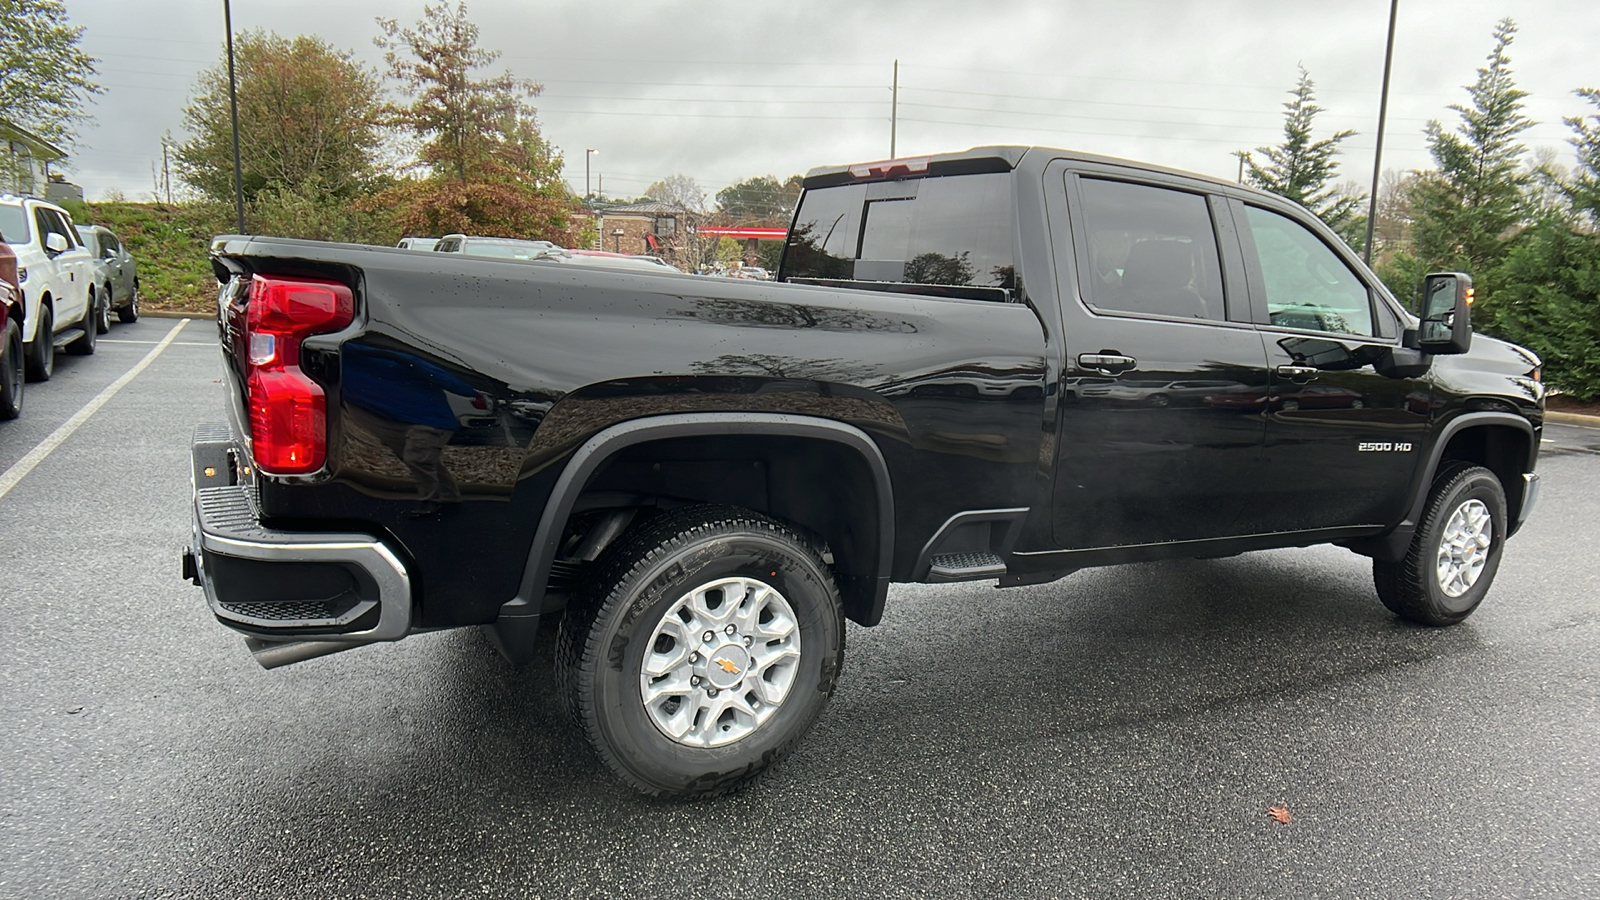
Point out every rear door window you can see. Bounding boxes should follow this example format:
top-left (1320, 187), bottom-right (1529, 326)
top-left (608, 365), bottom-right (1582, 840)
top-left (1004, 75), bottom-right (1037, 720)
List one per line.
top-left (1074, 177), bottom-right (1227, 321)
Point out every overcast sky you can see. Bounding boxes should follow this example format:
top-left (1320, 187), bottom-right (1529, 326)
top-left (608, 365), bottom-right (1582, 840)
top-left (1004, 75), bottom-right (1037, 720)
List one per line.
top-left (59, 0), bottom-right (1600, 204)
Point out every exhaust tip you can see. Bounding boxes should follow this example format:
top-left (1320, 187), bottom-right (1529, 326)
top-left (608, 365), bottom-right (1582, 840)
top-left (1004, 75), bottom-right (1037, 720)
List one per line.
top-left (243, 636), bottom-right (364, 669)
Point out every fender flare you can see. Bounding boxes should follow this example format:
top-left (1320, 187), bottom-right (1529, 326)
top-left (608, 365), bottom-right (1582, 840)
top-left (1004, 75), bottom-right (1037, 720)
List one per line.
top-left (1353, 411), bottom-right (1536, 562)
top-left (503, 411), bottom-right (896, 623)
top-left (1404, 411), bottom-right (1535, 526)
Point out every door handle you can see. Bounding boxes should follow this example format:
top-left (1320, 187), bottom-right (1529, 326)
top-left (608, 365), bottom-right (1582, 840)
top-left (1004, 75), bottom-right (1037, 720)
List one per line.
top-left (1276, 364), bottom-right (1319, 380)
top-left (1079, 352), bottom-right (1136, 373)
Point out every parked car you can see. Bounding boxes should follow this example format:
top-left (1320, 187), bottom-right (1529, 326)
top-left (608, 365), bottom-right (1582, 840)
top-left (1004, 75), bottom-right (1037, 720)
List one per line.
top-left (75, 223), bottom-right (140, 327)
top-left (0, 194), bottom-right (97, 380)
top-left (433, 235), bottom-right (558, 258)
top-left (397, 236), bottom-right (439, 251)
top-left (0, 239), bottom-right (22, 419)
top-left (188, 145), bottom-right (1542, 799)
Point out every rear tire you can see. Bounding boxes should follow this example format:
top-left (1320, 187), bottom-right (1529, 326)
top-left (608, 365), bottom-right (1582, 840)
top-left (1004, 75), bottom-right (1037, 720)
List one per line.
top-left (68, 293), bottom-right (97, 355)
top-left (118, 283), bottom-right (139, 323)
top-left (25, 303), bottom-right (53, 382)
top-left (1374, 463), bottom-right (1507, 626)
top-left (0, 320), bottom-right (23, 420)
top-left (557, 505), bottom-right (845, 798)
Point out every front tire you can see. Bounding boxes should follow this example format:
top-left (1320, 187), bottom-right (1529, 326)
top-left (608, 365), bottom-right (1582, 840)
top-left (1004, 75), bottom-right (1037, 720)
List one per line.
top-left (557, 505), bottom-right (845, 798)
top-left (1374, 463), bottom-right (1507, 626)
top-left (96, 286), bottom-right (112, 333)
top-left (25, 303), bottom-right (53, 382)
top-left (0, 320), bottom-right (23, 420)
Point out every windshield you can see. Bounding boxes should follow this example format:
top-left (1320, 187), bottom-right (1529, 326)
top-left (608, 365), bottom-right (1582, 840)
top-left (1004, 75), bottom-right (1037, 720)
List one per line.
top-left (0, 206), bottom-right (29, 245)
top-left (460, 240), bottom-right (556, 259)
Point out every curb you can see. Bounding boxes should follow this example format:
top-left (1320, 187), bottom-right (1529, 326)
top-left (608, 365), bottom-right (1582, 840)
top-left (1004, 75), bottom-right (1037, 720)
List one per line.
top-left (1547, 410), bottom-right (1600, 429)
top-left (141, 309), bottom-right (206, 319)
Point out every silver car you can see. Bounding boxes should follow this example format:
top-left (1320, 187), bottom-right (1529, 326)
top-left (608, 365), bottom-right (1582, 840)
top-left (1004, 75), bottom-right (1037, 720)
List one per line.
top-left (74, 224), bottom-right (139, 329)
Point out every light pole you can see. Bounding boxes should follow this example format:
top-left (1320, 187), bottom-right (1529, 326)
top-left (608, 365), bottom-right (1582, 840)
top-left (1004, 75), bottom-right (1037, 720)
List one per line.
top-left (224, 0), bottom-right (244, 233)
top-left (1363, 0), bottom-right (1399, 265)
top-left (585, 148), bottom-right (597, 204)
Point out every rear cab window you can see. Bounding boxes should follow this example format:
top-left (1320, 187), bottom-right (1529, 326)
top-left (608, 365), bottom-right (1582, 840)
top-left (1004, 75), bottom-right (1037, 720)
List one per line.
top-left (1073, 177), bottom-right (1228, 321)
top-left (783, 172), bottom-right (1016, 301)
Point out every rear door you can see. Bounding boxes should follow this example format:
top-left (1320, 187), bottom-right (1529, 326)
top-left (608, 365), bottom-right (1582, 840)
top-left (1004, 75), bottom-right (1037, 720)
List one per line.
top-left (1048, 163), bottom-right (1270, 549)
top-left (1231, 198), bottom-right (1430, 531)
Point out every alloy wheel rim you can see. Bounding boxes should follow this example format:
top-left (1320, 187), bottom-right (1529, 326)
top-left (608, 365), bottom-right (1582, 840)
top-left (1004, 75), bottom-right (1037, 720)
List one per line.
top-left (638, 575), bottom-right (802, 748)
top-left (1436, 499), bottom-right (1492, 598)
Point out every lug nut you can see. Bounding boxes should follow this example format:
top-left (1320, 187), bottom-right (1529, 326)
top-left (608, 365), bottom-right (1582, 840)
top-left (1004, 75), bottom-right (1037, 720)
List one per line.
top-left (707, 688), bottom-right (719, 697)
top-left (689, 652), bottom-right (700, 664)
top-left (725, 624), bottom-right (736, 635)
top-left (743, 636), bottom-right (753, 647)
top-left (703, 631), bottom-right (715, 643)
top-left (691, 675), bottom-right (701, 686)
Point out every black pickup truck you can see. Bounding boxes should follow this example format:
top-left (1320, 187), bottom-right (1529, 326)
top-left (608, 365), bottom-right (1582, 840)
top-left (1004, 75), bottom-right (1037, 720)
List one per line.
top-left (186, 146), bottom-right (1544, 797)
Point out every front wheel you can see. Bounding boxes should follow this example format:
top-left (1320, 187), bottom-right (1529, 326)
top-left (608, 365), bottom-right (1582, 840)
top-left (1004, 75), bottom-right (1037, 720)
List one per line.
top-left (1374, 463), bottom-right (1507, 626)
top-left (95, 286), bottom-right (112, 333)
top-left (557, 505), bottom-right (845, 798)
top-left (0, 320), bottom-right (23, 419)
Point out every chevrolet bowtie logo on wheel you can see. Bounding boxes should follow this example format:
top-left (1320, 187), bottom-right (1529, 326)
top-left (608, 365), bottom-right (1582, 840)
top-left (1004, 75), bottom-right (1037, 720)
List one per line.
top-left (715, 658), bottom-right (741, 675)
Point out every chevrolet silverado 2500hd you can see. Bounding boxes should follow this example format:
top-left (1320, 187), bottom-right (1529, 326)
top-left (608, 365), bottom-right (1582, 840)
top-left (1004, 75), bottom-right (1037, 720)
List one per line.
top-left (185, 146), bottom-right (1543, 797)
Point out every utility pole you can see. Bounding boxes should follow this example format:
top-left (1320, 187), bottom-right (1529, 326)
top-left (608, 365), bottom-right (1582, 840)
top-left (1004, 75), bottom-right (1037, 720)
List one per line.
top-left (161, 136), bottom-right (173, 205)
top-left (224, 0), bottom-right (245, 233)
top-left (890, 59), bottom-right (899, 159)
top-left (1363, 0), bottom-right (1399, 265)
top-left (585, 148), bottom-right (597, 204)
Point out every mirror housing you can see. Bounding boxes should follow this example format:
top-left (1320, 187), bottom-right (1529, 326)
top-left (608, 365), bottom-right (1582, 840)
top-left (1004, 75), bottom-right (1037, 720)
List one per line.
top-left (1418, 271), bottom-right (1472, 355)
top-left (44, 232), bottom-right (69, 255)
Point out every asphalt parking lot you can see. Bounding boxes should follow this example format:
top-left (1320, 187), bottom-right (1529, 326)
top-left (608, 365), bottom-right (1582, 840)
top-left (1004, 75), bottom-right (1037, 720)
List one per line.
top-left (2, 317), bottom-right (1598, 899)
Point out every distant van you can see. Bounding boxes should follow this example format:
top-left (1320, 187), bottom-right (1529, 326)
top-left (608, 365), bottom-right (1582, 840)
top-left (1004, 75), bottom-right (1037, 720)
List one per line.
top-left (397, 237), bottom-right (439, 251)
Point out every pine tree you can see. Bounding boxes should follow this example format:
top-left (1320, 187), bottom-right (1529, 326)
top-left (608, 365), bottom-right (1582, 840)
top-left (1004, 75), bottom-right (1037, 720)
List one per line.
top-left (1411, 17), bottom-right (1534, 275)
top-left (0, 0), bottom-right (101, 151)
top-left (1237, 67), bottom-right (1362, 236)
top-left (1566, 87), bottom-right (1600, 225)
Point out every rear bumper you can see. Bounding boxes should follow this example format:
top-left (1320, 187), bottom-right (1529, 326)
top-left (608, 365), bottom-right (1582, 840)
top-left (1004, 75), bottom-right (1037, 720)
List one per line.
top-left (186, 424), bottom-right (412, 651)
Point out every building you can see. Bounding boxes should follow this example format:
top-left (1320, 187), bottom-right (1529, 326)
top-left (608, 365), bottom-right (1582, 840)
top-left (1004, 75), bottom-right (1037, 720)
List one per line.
top-left (593, 200), bottom-right (688, 258)
top-left (1, 118), bottom-right (67, 198)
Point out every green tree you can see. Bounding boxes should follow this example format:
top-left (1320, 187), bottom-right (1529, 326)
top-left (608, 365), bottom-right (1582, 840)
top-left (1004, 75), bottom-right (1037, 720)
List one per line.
top-left (1237, 67), bottom-right (1362, 237)
top-left (1479, 218), bottom-right (1600, 399)
top-left (644, 174), bottom-right (706, 211)
top-left (716, 175), bottom-right (802, 223)
top-left (1411, 17), bottom-right (1534, 277)
top-left (176, 30), bottom-right (383, 203)
top-left (374, 2), bottom-right (571, 241)
top-left (1566, 87), bottom-right (1600, 224)
top-left (0, 0), bottom-right (100, 150)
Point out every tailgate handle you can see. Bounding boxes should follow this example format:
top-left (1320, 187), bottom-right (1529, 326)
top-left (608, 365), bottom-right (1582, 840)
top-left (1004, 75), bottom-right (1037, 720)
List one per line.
top-left (1078, 352), bottom-right (1136, 374)
top-left (1276, 364), bottom-right (1319, 380)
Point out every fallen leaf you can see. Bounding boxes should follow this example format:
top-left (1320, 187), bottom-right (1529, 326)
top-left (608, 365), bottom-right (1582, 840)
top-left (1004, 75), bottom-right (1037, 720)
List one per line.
top-left (1267, 805), bottom-right (1292, 824)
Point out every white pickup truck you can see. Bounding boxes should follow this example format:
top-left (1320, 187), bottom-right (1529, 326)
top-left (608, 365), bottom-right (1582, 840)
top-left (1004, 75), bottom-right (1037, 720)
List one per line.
top-left (0, 193), bottom-right (99, 380)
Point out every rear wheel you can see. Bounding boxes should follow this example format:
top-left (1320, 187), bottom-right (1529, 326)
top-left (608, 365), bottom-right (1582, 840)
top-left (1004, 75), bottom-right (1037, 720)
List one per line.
top-left (68, 293), bottom-right (97, 355)
top-left (1374, 463), bottom-right (1507, 626)
top-left (118, 282), bottom-right (139, 323)
top-left (0, 320), bottom-right (23, 419)
top-left (557, 505), bottom-right (845, 798)
top-left (25, 303), bottom-right (53, 382)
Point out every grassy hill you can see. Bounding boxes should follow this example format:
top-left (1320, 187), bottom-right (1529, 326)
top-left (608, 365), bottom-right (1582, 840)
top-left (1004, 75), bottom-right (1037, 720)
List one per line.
top-left (68, 201), bottom-right (231, 313)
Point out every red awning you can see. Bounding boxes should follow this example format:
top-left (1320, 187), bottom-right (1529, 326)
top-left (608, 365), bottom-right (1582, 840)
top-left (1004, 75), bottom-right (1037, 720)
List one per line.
top-left (696, 227), bottom-right (787, 240)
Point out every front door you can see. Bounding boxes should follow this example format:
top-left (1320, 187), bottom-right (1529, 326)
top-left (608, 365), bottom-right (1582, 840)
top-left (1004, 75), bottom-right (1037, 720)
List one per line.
top-left (1050, 169), bottom-right (1270, 550)
top-left (1232, 200), bottom-right (1430, 532)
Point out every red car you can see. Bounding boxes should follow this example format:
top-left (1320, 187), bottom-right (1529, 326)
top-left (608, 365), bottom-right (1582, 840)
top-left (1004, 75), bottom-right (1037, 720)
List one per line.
top-left (0, 239), bottom-right (22, 419)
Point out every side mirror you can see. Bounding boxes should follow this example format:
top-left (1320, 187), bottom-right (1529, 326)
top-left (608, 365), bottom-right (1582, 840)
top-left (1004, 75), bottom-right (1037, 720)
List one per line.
top-left (1418, 271), bottom-right (1472, 355)
top-left (44, 232), bottom-right (69, 255)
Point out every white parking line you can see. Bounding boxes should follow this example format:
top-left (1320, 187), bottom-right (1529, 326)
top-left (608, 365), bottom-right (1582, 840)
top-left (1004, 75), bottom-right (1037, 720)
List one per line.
top-left (100, 339), bottom-right (214, 347)
top-left (0, 320), bottom-right (190, 504)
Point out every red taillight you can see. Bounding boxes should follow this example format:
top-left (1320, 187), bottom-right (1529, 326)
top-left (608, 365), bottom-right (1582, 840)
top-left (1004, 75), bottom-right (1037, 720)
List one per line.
top-left (847, 156), bottom-right (930, 179)
top-left (244, 274), bottom-right (353, 475)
